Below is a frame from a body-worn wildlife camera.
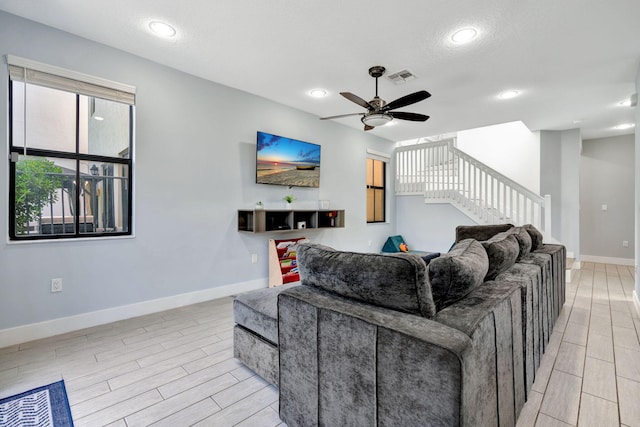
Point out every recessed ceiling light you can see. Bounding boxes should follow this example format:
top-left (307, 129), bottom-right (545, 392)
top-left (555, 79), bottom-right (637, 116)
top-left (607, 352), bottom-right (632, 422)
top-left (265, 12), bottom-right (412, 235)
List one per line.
top-left (309, 89), bottom-right (327, 98)
top-left (573, 119), bottom-right (582, 124)
top-left (451, 28), bottom-right (478, 44)
top-left (614, 123), bottom-right (635, 130)
top-left (498, 90), bottom-right (520, 99)
top-left (149, 21), bottom-right (176, 38)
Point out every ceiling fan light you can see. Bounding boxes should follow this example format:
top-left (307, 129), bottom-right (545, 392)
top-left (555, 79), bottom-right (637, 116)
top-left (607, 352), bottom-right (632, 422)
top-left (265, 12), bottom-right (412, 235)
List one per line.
top-left (362, 113), bottom-right (393, 127)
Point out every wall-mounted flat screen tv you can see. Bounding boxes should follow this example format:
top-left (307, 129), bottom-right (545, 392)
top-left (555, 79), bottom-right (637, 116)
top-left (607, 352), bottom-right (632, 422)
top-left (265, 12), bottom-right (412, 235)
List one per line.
top-left (256, 131), bottom-right (321, 188)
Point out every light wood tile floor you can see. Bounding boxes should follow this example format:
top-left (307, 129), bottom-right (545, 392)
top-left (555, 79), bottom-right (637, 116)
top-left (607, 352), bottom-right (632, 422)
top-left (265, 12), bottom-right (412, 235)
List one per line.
top-left (0, 297), bottom-right (283, 426)
top-left (517, 262), bottom-right (640, 427)
top-left (0, 262), bottom-right (638, 426)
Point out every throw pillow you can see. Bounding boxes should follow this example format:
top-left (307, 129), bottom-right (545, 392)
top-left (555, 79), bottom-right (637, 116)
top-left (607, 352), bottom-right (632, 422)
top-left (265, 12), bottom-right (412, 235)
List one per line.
top-left (523, 224), bottom-right (544, 250)
top-left (481, 233), bottom-right (520, 280)
top-left (428, 239), bottom-right (489, 311)
top-left (296, 243), bottom-right (436, 318)
top-left (500, 227), bottom-right (532, 260)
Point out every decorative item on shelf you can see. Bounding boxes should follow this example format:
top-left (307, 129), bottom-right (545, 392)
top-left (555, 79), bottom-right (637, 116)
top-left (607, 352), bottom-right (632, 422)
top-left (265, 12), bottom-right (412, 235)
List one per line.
top-left (327, 210), bottom-right (338, 227)
top-left (283, 195), bottom-right (295, 209)
top-left (297, 221), bottom-right (306, 229)
top-left (255, 201), bottom-right (264, 210)
top-left (319, 200), bottom-right (330, 209)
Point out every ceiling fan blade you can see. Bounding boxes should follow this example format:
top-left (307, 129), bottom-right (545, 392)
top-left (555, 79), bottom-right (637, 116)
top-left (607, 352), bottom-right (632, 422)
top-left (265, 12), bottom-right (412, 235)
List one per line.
top-left (389, 111), bottom-right (430, 122)
top-left (383, 90), bottom-right (431, 111)
top-left (364, 124), bottom-right (375, 131)
top-left (320, 112), bottom-right (365, 120)
top-left (341, 92), bottom-right (373, 110)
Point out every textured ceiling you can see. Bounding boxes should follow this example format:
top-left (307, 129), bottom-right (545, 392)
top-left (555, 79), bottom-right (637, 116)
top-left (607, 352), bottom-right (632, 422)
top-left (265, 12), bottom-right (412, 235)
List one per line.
top-left (0, 0), bottom-right (638, 142)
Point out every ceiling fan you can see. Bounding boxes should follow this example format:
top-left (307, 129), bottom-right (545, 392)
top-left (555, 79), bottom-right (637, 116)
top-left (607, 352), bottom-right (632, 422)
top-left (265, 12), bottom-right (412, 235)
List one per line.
top-left (320, 66), bottom-right (431, 131)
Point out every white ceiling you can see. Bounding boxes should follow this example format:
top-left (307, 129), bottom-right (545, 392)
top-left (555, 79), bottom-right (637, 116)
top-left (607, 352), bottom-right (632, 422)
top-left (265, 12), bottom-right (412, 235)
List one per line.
top-left (1, 0), bottom-right (638, 142)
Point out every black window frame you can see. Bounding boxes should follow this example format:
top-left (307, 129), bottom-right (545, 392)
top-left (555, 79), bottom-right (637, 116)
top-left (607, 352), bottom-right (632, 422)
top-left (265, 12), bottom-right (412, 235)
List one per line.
top-left (8, 78), bottom-right (134, 241)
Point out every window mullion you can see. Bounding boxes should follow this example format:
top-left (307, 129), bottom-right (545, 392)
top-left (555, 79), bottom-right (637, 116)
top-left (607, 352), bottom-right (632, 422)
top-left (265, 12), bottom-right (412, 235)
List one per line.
top-left (74, 94), bottom-right (80, 236)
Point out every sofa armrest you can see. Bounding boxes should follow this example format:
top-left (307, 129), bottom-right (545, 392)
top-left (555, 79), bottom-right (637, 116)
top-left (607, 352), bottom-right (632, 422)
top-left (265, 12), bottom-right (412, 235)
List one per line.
top-left (278, 285), bottom-right (474, 427)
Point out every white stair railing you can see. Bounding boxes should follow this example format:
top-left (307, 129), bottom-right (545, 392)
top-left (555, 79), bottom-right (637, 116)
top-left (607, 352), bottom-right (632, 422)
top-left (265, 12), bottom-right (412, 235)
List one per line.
top-left (395, 139), bottom-right (552, 238)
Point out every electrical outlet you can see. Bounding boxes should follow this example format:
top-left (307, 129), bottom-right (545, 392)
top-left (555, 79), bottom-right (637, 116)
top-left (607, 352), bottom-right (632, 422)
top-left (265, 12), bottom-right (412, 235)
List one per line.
top-left (251, 253), bottom-right (258, 264)
top-left (51, 278), bottom-right (63, 292)
top-left (623, 240), bottom-right (629, 248)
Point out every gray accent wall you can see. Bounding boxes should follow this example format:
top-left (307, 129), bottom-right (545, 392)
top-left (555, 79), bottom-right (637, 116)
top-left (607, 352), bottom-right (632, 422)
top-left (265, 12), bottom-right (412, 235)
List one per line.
top-left (0, 12), bottom-right (395, 331)
top-left (561, 129), bottom-right (582, 259)
top-left (580, 135), bottom-right (635, 260)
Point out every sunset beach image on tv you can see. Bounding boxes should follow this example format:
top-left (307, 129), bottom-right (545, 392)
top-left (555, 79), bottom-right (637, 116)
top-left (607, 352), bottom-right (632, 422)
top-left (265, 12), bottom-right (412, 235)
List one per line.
top-left (256, 131), bottom-right (321, 188)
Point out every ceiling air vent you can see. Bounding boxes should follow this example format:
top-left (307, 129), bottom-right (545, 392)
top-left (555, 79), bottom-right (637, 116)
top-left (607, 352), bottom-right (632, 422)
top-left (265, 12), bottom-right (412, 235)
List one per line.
top-left (386, 69), bottom-right (417, 85)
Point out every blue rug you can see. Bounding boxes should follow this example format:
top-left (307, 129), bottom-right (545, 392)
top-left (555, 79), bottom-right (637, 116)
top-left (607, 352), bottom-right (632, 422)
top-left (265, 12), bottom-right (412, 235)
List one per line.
top-left (0, 380), bottom-right (73, 427)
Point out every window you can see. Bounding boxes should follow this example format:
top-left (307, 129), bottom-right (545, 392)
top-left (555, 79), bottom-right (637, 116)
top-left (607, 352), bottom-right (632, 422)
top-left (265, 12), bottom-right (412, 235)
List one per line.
top-left (366, 157), bottom-right (386, 223)
top-left (7, 56), bottom-right (135, 240)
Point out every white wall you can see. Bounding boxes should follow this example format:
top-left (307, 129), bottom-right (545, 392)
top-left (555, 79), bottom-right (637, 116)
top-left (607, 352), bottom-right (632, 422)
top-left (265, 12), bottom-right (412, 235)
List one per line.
top-left (456, 121), bottom-right (540, 193)
top-left (395, 196), bottom-right (476, 253)
top-left (635, 63), bottom-right (640, 303)
top-left (580, 135), bottom-right (634, 262)
top-left (0, 12), bottom-right (395, 339)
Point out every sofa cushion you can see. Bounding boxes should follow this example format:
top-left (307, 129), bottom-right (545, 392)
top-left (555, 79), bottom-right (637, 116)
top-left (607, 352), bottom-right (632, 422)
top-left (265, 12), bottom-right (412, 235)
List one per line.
top-left (523, 224), bottom-right (544, 250)
top-left (234, 283), bottom-right (299, 344)
top-left (482, 233), bottom-right (520, 280)
top-left (428, 239), bottom-right (489, 311)
top-left (297, 243), bottom-right (436, 318)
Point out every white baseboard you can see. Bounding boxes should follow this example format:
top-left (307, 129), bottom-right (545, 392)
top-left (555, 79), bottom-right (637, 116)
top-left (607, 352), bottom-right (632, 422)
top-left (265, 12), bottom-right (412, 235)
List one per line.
top-left (580, 255), bottom-right (635, 266)
top-left (634, 291), bottom-right (640, 319)
top-left (566, 251), bottom-right (575, 259)
top-left (0, 279), bottom-right (266, 349)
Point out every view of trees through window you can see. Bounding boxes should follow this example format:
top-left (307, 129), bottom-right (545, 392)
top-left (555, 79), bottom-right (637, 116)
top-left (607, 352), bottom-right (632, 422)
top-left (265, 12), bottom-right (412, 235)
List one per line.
top-left (9, 78), bottom-right (133, 240)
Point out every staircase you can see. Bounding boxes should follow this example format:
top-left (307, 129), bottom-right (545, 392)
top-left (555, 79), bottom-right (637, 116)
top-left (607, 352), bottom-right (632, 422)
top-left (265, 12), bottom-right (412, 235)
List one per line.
top-left (395, 138), bottom-right (552, 239)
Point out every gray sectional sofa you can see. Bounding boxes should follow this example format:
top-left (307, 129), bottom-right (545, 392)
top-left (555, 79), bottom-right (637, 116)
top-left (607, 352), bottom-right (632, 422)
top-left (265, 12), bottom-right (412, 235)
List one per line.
top-left (233, 224), bottom-right (565, 426)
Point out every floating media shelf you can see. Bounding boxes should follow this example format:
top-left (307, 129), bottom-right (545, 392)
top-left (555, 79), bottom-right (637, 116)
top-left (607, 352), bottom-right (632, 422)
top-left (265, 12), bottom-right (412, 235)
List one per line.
top-left (237, 209), bottom-right (345, 233)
